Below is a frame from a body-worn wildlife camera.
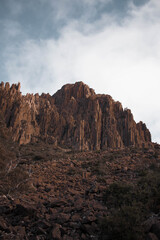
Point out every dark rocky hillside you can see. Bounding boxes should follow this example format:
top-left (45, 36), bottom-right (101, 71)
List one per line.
top-left (0, 81), bottom-right (159, 239)
top-left (0, 110), bottom-right (30, 196)
top-left (0, 141), bottom-right (160, 239)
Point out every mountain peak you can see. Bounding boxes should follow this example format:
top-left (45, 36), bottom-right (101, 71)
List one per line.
top-left (0, 81), bottom-right (152, 150)
top-left (53, 81), bottom-right (95, 106)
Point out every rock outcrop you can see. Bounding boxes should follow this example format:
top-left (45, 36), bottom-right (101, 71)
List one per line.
top-left (0, 81), bottom-right (152, 150)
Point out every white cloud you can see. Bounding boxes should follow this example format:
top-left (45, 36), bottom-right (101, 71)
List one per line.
top-left (4, 0), bottom-right (160, 143)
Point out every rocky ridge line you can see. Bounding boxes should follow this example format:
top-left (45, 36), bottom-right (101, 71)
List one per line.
top-left (0, 81), bottom-right (151, 150)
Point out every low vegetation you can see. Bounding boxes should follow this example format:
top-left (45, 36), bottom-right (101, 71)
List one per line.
top-left (100, 167), bottom-right (160, 240)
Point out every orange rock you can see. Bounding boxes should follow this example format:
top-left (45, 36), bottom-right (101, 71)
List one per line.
top-left (0, 81), bottom-right (152, 149)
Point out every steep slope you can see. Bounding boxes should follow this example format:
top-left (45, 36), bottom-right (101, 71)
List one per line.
top-left (0, 143), bottom-right (160, 239)
top-left (0, 81), bottom-right (151, 150)
top-left (0, 109), bottom-right (30, 195)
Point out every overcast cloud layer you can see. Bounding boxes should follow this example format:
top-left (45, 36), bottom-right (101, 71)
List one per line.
top-left (0, 0), bottom-right (160, 143)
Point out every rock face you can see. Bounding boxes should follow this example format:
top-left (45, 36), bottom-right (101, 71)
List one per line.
top-left (0, 81), bottom-right (152, 150)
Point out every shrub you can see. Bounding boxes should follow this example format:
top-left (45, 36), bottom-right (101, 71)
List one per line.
top-left (137, 171), bottom-right (160, 213)
top-left (103, 182), bottom-right (134, 208)
top-left (100, 168), bottom-right (160, 239)
top-left (100, 205), bottom-right (144, 240)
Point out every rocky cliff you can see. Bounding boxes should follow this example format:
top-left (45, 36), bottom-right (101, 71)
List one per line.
top-left (0, 81), bottom-right (151, 150)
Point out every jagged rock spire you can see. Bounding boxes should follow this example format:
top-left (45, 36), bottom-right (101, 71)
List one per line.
top-left (0, 81), bottom-right (152, 149)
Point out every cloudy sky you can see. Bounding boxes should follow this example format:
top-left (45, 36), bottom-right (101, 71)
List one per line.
top-left (0, 0), bottom-right (160, 143)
